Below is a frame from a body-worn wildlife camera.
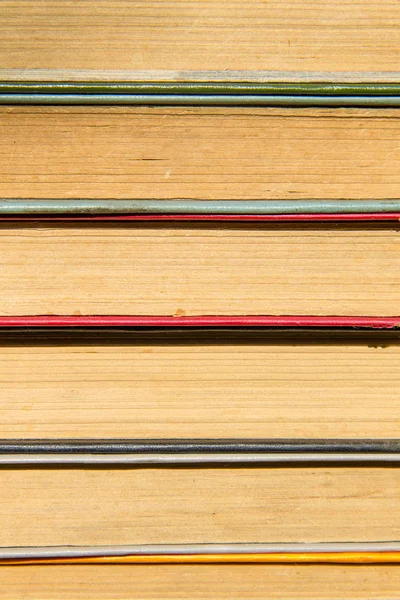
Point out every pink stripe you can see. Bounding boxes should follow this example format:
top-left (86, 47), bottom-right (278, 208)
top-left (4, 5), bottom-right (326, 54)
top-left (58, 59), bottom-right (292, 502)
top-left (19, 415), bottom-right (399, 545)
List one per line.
top-left (0, 316), bottom-right (398, 328)
top-left (1, 214), bottom-right (400, 222)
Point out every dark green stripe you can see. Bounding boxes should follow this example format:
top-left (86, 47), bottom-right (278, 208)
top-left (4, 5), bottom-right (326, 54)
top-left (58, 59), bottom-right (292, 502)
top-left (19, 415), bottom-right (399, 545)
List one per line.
top-left (2, 82), bottom-right (400, 96)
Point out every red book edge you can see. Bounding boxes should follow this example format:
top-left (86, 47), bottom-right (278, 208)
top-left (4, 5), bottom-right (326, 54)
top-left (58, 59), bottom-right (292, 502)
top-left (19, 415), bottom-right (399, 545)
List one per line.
top-left (0, 316), bottom-right (398, 328)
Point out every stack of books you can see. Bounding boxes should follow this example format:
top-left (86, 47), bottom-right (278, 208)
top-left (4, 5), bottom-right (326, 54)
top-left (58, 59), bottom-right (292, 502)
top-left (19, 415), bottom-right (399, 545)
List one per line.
top-left (1, 1), bottom-right (400, 598)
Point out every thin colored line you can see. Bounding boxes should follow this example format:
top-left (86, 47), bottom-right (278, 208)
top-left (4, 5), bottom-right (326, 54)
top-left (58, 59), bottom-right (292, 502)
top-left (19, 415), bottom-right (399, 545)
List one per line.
top-left (1, 439), bottom-right (397, 454)
top-left (1, 213), bottom-right (400, 222)
top-left (1, 452), bottom-right (400, 466)
top-left (0, 542), bottom-right (399, 560)
top-left (2, 94), bottom-right (400, 106)
top-left (0, 316), bottom-right (398, 328)
top-left (1, 199), bottom-right (400, 215)
top-left (2, 83), bottom-right (400, 96)
top-left (3, 552), bottom-right (400, 565)
top-left (1, 543), bottom-right (400, 564)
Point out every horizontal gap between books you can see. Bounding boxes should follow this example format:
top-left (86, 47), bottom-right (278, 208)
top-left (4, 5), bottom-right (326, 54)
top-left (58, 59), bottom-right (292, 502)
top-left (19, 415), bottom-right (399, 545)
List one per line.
top-left (0, 328), bottom-right (397, 347)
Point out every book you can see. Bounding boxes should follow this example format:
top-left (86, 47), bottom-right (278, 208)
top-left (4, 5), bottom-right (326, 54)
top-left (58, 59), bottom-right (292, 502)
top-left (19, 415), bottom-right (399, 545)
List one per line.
top-left (0, 221), bottom-right (398, 316)
top-left (2, 562), bottom-right (400, 600)
top-left (1, 1), bottom-right (399, 81)
top-left (1, 329), bottom-right (398, 438)
top-left (1, 106), bottom-right (400, 200)
top-left (1, 465), bottom-right (398, 547)
top-left (2, 462), bottom-right (400, 596)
